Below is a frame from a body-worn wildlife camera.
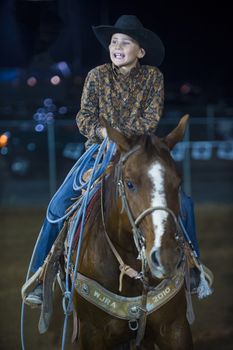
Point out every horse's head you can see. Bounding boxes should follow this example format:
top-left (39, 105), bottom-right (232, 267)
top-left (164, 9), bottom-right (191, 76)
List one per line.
top-left (102, 115), bottom-right (189, 280)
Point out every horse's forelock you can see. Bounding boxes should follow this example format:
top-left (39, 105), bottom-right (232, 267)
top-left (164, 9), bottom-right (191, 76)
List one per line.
top-left (138, 134), bottom-right (170, 162)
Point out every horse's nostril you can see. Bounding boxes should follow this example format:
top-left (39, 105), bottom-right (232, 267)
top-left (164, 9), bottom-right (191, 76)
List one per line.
top-left (151, 250), bottom-right (160, 266)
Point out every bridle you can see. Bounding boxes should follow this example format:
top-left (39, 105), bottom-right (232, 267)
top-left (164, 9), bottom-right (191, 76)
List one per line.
top-left (114, 145), bottom-right (185, 267)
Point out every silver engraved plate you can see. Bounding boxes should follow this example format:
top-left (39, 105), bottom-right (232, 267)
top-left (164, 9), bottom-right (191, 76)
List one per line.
top-left (129, 304), bottom-right (140, 317)
top-left (81, 283), bottom-right (89, 295)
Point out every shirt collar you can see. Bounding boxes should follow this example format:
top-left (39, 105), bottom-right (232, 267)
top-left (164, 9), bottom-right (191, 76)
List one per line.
top-left (112, 62), bottom-right (141, 79)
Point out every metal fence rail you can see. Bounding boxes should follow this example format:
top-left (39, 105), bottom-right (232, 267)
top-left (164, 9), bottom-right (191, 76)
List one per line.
top-left (0, 118), bottom-right (232, 207)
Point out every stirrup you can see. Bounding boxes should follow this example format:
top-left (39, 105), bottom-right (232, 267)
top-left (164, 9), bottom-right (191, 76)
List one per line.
top-left (24, 283), bottom-right (43, 307)
top-left (21, 267), bottom-right (43, 302)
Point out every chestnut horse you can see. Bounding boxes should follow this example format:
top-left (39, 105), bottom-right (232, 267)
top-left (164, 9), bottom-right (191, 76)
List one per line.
top-left (69, 115), bottom-right (193, 350)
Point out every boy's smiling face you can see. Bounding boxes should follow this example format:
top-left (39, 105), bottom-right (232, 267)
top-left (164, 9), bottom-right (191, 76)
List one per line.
top-left (109, 33), bottom-right (145, 73)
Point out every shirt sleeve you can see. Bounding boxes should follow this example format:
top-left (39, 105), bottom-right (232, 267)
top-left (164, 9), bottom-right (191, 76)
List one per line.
top-left (134, 69), bottom-right (164, 135)
top-left (76, 68), bottom-right (102, 143)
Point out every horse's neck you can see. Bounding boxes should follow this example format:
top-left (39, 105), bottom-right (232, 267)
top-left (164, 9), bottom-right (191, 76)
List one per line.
top-left (78, 178), bottom-right (142, 294)
top-left (77, 196), bottom-right (119, 287)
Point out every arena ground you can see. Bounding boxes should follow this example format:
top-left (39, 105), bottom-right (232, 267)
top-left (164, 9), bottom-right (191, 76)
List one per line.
top-left (0, 204), bottom-right (233, 350)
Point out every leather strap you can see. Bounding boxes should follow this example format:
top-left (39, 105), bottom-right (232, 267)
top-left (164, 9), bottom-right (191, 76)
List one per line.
top-left (73, 270), bottom-right (184, 321)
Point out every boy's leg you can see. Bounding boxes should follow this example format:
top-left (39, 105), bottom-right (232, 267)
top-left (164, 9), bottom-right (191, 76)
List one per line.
top-left (179, 189), bottom-right (202, 294)
top-left (31, 173), bottom-right (79, 273)
top-left (30, 219), bottom-right (62, 273)
top-left (179, 189), bottom-right (200, 258)
top-left (179, 189), bottom-right (213, 298)
top-left (24, 174), bottom-right (80, 306)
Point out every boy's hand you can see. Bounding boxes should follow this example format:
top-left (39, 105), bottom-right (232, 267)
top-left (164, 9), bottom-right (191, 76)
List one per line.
top-left (101, 127), bottom-right (107, 139)
top-left (97, 127), bottom-right (107, 139)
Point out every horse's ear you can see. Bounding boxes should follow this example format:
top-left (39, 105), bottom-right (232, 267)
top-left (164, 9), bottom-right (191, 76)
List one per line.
top-left (164, 114), bottom-right (189, 150)
top-left (100, 117), bottom-right (130, 152)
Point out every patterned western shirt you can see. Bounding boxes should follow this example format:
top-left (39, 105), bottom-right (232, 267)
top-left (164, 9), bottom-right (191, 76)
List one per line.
top-left (76, 63), bottom-right (164, 144)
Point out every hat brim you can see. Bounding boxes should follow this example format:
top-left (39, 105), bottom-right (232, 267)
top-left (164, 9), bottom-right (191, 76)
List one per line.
top-left (92, 25), bottom-right (165, 66)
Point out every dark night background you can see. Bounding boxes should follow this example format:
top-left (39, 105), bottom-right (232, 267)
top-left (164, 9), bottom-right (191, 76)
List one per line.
top-left (0, 1), bottom-right (233, 350)
top-left (0, 0), bottom-right (232, 104)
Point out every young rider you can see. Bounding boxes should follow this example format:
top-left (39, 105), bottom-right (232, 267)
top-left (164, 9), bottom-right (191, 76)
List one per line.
top-left (25, 15), bottom-right (211, 306)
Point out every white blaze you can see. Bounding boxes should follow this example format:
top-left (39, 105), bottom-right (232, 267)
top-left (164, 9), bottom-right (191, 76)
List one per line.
top-left (148, 162), bottom-right (168, 249)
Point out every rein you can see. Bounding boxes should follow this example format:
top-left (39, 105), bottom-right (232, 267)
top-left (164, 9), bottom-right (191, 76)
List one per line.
top-left (100, 182), bottom-right (142, 292)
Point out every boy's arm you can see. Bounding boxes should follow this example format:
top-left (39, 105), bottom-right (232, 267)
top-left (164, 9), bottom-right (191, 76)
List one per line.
top-left (76, 69), bottom-right (103, 143)
top-left (136, 70), bottom-right (164, 134)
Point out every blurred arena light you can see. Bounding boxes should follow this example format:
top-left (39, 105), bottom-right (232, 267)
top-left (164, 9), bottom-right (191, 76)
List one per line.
top-left (0, 133), bottom-right (9, 148)
top-left (192, 142), bottom-right (213, 160)
top-left (180, 82), bottom-right (202, 96)
top-left (50, 75), bottom-right (61, 85)
top-left (63, 143), bottom-right (84, 160)
top-left (217, 141), bottom-right (233, 160)
top-left (27, 76), bottom-right (37, 86)
top-left (58, 106), bottom-right (68, 115)
top-left (180, 83), bottom-right (192, 95)
top-left (11, 157), bottom-right (30, 177)
top-left (0, 147), bottom-right (8, 155)
top-left (55, 61), bottom-right (71, 78)
top-left (171, 143), bottom-right (186, 161)
top-left (43, 98), bottom-right (53, 107)
top-left (35, 124), bottom-right (45, 132)
top-left (27, 143), bottom-right (36, 151)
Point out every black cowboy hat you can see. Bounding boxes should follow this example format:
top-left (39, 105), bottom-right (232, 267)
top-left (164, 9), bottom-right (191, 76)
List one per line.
top-left (92, 15), bottom-right (165, 66)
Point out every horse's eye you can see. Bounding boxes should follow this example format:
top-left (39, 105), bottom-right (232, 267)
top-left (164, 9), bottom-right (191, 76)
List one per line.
top-left (126, 181), bottom-right (136, 191)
